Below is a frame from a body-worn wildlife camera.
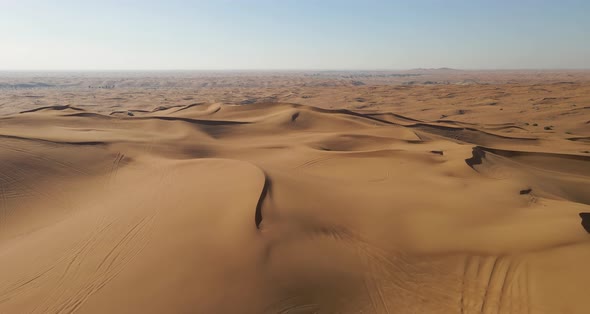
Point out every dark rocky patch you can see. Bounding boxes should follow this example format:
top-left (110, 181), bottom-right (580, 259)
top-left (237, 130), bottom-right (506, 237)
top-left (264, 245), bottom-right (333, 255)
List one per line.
top-left (465, 147), bottom-right (485, 169)
top-left (519, 188), bottom-right (532, 195)
top-left (240, 99), bottom-right (257, 105)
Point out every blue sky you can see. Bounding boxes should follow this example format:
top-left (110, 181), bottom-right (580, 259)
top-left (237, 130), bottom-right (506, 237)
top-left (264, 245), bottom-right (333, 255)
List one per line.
top-left (1, 0), bottom-right (589, 70)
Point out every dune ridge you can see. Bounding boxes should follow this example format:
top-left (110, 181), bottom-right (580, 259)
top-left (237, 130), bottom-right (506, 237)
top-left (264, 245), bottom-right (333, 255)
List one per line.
top-left (0, 98), bottom-right (589, 313)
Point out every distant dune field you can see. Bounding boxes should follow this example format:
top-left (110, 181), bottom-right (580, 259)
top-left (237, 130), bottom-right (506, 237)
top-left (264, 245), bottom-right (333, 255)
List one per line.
top-left (0, 72), bottom-right (589, 313)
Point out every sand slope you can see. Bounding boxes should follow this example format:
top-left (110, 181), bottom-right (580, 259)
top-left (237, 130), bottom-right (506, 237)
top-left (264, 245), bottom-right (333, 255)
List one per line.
top-left (0, 101), bottom-right (589, 313)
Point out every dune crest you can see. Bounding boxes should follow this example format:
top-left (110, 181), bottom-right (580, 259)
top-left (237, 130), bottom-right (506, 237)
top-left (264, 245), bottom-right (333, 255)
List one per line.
top-left (0, 100), bottom-right (589, 313)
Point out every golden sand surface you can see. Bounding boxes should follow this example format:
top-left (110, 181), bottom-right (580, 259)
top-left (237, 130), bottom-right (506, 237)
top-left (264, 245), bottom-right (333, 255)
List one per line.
top-left (0, 70), bottom-right (589, 313)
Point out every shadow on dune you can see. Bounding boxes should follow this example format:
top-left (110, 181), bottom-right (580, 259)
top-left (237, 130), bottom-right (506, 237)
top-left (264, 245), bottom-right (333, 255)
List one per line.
top-left (255, 175), bottom-right (272, 229)
top-left (20, 105), bottom-right (84, 114)
top-left (139, 115), bottom-right (250, 126)
top-left (0, 134), bottom-right (105, 146)
top-left (579, 213), bottom-right (590, 233)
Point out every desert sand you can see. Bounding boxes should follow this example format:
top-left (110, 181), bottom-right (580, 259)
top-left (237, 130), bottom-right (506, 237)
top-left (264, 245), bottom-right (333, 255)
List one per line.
top-left (0, 70), bottom-right (589, 313)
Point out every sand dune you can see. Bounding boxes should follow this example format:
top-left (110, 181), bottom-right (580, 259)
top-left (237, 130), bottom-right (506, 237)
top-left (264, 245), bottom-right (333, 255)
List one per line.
top-left (0, 76), bottom-right (589, 313)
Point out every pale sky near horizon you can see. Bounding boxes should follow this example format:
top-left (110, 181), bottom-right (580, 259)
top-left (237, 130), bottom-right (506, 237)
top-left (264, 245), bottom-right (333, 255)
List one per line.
top-left (1, 0), bottom-right (589, 70)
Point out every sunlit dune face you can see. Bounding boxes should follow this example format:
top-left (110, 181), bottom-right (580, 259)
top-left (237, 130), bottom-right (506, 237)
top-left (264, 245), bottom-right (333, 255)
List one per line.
top-left (0, 74), bottom-right (589, 313)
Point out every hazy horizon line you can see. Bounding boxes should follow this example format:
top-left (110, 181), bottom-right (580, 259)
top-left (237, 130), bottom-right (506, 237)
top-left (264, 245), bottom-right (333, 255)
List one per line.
top-left (2, 68), bottom-right (590, 73)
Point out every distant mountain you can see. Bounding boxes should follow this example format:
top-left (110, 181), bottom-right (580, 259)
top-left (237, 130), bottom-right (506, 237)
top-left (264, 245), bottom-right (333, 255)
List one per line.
top-left (410, 67), bottom-right (460, 72)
